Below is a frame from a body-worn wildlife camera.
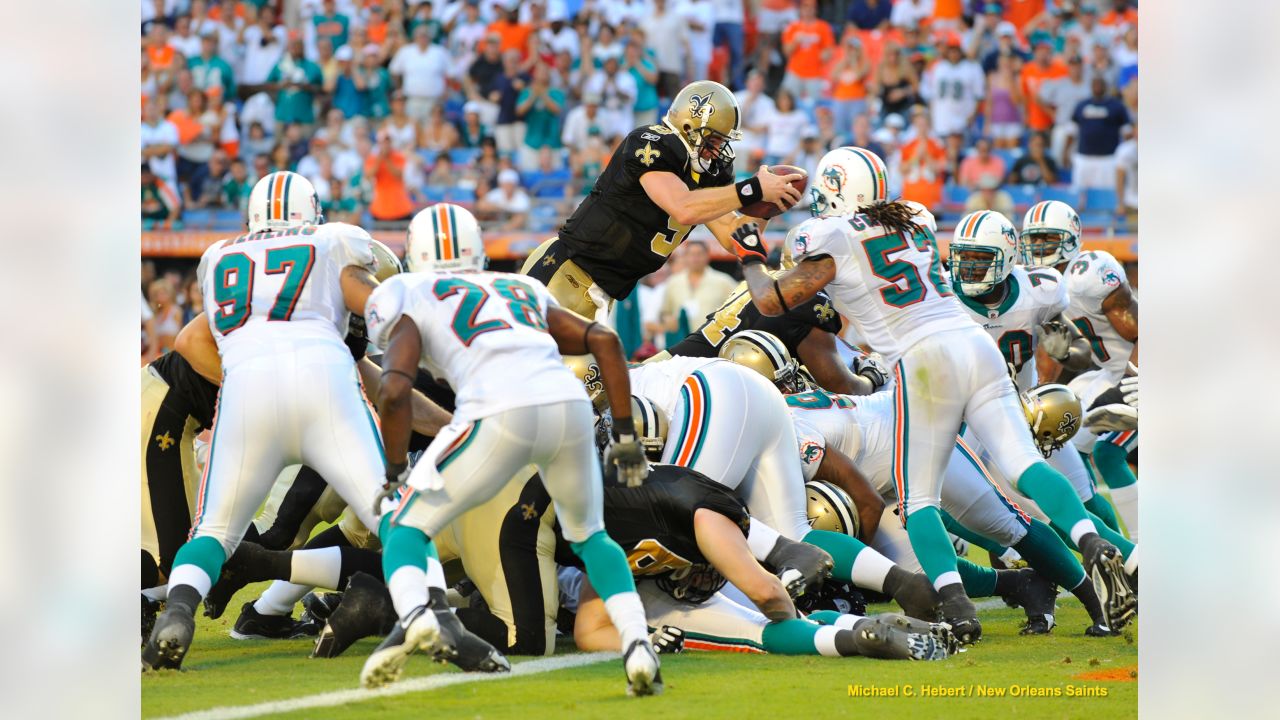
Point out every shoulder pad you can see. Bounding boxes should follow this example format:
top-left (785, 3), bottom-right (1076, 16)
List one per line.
top-left (364, 275), bottom-right (411, 350)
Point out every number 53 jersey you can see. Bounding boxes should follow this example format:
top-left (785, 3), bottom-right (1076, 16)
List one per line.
top-left (365, 271), bottom-right (588, 423)
top-left (789, 213), bottom-right (973, 365)
top-left (197, 222), bottom-right (377, 372)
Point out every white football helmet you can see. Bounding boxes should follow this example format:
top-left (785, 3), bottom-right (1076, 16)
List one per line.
top-left (1020, 200), bottom-right (1082, 268)
top-left (405, 203), bottom-right (487, 272)
top-left (950, 210), bottom-right (1019, 296)
top-left (247, 171), bottom-right (323, 233)
top-left (810, 146), bottom-right (890, 217)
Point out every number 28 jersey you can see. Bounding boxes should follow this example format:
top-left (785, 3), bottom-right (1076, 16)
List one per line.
top-left (365, 271), bottom-right (587, 423)
top-left (197, 222), bottom-right (377, 372)
top-left (954, 265), bottom-right (1068, 390)
top-left (789, 212), bottom-right (974, 364)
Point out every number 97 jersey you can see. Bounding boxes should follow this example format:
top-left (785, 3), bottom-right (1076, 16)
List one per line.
top-left (364, 271), bottom-right (588, 423)
top-left (197, 222), bottom-right (377, 371)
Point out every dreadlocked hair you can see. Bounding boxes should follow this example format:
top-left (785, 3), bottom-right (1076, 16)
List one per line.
top-left (858, 200), bottom-right (921, 237)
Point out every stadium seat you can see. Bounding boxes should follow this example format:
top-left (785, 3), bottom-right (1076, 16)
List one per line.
top-left (181, 209), bottom-right (212, 228)
top-left (1038, 185), bottom-right (1078, 206)
top-left (443, 187), bottom-right (477, 204)
top-left (213, 209), bottom-right (242, 229)
top-left (1083, 188), bottom-right (1118, 213)
top-left (449, 148), bottom-right (481, 166)
top-left (417, 149), bottom-right (439, 166)
top-left (943, 183), bottom-right (969, 211)
top-left (424, 186), bottom-right (448, 203)
top-left (994, 148), bottom-right (1023, 170)
top-left (1007, 185), bottom-right (1037, 210)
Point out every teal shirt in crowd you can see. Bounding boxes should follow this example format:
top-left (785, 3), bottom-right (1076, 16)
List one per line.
top-left (188, 54), bottom-right (236, 100)
top-left (629, 55), bottom-right (659, 114)
top-left (312, 13), bottom-right (350, 50)
top-left (360, 66), bottom-right (392, 119)
top-left (517, 86), bottom-right (567, 149)
top-left (268, 58), bottom-right (324, 124)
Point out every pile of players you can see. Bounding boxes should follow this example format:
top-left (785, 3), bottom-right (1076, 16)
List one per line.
top-left (140, 80), bottom-right (1138, 697)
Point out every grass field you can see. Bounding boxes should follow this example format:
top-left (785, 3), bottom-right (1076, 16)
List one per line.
top-left (143, 580), bottom-right (1138, 720)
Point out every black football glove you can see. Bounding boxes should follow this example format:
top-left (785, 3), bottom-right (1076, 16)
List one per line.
top-left (345, 315), bottom-right (370, 361)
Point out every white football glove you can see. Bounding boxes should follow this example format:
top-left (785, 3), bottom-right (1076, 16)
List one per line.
top-left (1039, 321), bottom-right (1073, 361)
top-left (1120, 375), bottom-right (1138, 408)
top-left (852, 352), bottom-right (891, 390)
top-left (649, 625), bottom-right (685, 654)
top-left (1084, 403), bottom-right (1138, 433)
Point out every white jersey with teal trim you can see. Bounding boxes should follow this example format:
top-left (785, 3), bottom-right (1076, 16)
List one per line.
top-left (1063, 250), bottom-right (1134, 383)
top-left (628, 355), bottom-right (723, 420)
top-left (365, 271), bottom-right (587, 423)
top-left (785, 389), bottom-right (895, 495)
top-left (954, 265), bottom-right (1068, 390)
top-left (197, 222), bottom-right (376, 372)
top-left (788, 211), bottom-right (974, 365)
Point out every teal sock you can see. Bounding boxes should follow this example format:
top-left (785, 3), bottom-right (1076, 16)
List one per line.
top-left (1015, 462), bottom-right (1094, 540)
top-left (1093, 440), bottom-right (1138, 489)
top-left (905, 507), bottom-right (959, 585)
top-left (1090, 511), bottom-right (1135, 558)
top-left (957, 559), bottom-right (997, 597)
top-left (571, 531), bottom-right (637, 600)
top-left (761, 618), bottom-right (825, 655)
top-left (172, 535), bottom-right (227, 585)
top-left (802, 529), bottom-right (869, 584)
top-left (1084, 493), bottom-right (1122, 533)
top-left (380, 521), bottom-right (433, 578)
top-left (806, 610), bottom-right (843, 626)
top-left (1013, 519), bottom-right (1086, 588)
top-left (941, 510), bottom-right (1008, 556)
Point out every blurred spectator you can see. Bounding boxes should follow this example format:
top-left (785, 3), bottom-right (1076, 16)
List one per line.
top-left (980, 21), bottom-right (1029, 73)
top-left (1019, 40), bottom-right (1067, 136)
top-left (493, 50), bottom-right (532, 155)
top-left (591, 22), bottom-right (624, 66)
top-left (584, 54), bottom-right (637, 140)
top-left (932, 0), bottom-right (965, 31)
top-left (604, 0), bottom-right (649, 29)
top-left (781, 0), bottom-right (834, 104)
top-left (984, 53), bottom-right (1023, 148)
top-left (736, 70), bottom-right (777, 161)
top-left (623, 35), bottom-right (660, 128)
top-left (764, 90), bottom-right (808, 164)
top-left (383, 92), bottom-right (419, 152)
top-left (642, 0), bottom-right (690, 100)
top-left (1070, 75), bottom-right (1130, 192)
top-left (460, 102), bottom-right (492, 147)
top-left (168, 90), bottom-right (220, 198)
top-left (712, 0), bottom-right (746, 89)
top-left (251, 153), bottom-right (272, 183)
top-left (1112, 24), bottom-right (1138, 83)
top-left (1003, 0), bottom-right (1045, 31)
top-left (540, 13), bottom-right (578, 60)
top-left (753, 0), bottom-right (797, 78)
top-left (188, 149), bottom-right (231, 209)
top-left (791, 131), bottom-right (825, 173)
top-left (312, 0), bottom-right (350, 53)
top-left (488, 2), bottom-right (533, 59)
top-left (142, 98), bottom-right (181, 189)
top-left (242, 5), bottom-right (287, 91)
top-left (270, 140), bottom-right (294, 172)
top-left (963, 174), bottom-right (1015, 216)
top-left (182, 275), bottom-right (204, 324)
top-left (923, 37), bottom-right (985, 138)
top-left (680, 0), bottom-right (716, 82)
top-left (899, 107), bottom-right (946, 212)
top-left (390, 23), bottom-right (453, 122)
top-left (659, 240), bottom-right (737, 334)
top-left (561, 93), bottom-right (607, 150)
top-left (366, 130), bottom-right (415, 221)
top-left (571, 135), bottom-right (609, 196)
top-left (407, 1), bottom-right (444, 46)
top-left (1085, 38), bottom-right (1118, 90)
top-left (222, 157), bottom-right (253, 211)
top-left (891, 0), bottom-right (933, 28)
top-left (1115, 122), bottom-right (1137, 221)
top-left (166, 69), bottom-right (197, 113)
top-left (812, 105), bottom-right (841, 150)
top-left (447, 1), bottom-right (489, 63)
top-left (330, 45), bottom-right (362, 118)
top-left (847, 0), bottom-right (893, 31)
top-left (1006, 131), bottom-right (1059, 186)
top-left (296, 135), bottom-right (329, 180)
top-left (147, 278), bottom-right (184, 355)
top-left (829, 33), bottom-right (871, 135)
top-left (472, 138), bottom-right (502, 190)
top-left (145, 22), bottom-right (178, 73)
top-left (465, 34), bottom-right (506, 125)
top-left (141, 164), bottom-right (181, 227)
top-left (957, 137), bottom-right (1006, 190)
top-left (849, 113), bottom-right (886, 159)
top-left (241, 121), bottom-right (274, 163)
top-left (942, 131), bottom-right (965, 183)
top-left (876, 43), bottom-right (920, 120)
top-left (419, 104), bottom-right (462, 152)
top-left (1065, 4), bottom-right (1109, 59)
top-left (524, 147), bottom-right (572, 200)
top-left (356, 44), bottom-right (393, 119)
top-left (427, 154), bottom-right (458, 187)
top-left (189, 31), bottom-right (236, 99)
top-left (1100, 0), bottom-right (1138, 29)
top-left (478, 168), bottom-right (531, 231)
top-left (1040, 54), bottom-right (1090, 167)
top-left (517, 62), bottom-right (566, 169)
top-left (268, 36), bottom-right (324, 130)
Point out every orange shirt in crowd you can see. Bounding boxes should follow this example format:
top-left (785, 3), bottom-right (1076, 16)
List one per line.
top-left (857, 28), bottom-right (904, 73)
top-left (933, 0), bottom-right (964, 23)
top-left (488, 20), bottom-right (533, 59)
top-left (366, 151), bottom-right (414, 220)
top-left (1101, 8), bottom-right (1138, 27)
top-left (761, 0), bottom-right (796, 11)
top-left (829, 47), bottom-right (868, 100)
top-left (148, 44), bottom-right (176, 70)
top-left (900, 136), bottom-right (947, 211)
top-left (1003, 0), bottom-right (1045, 31)
top-left (166, 109), bottom-right (204, 145)
top-left (783, 19), bottom-right (834, 80)
top-left (367, 19), bottom-right (389, 45)
top-left (1019, 58), bottom-right (1068, 132)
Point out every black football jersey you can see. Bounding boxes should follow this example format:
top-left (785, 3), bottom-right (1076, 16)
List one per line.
top-left (149, 351), bottom-right (220, 430)
top-left (556, 124), bottom-right (735, 299)
top-left (668, 281), bottom-right (844, 359)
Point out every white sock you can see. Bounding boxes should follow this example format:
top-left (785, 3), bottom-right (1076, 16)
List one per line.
top-left (387, 566), bottom-right (429, 621)
top-left (932, 571), bottom-right (963, 592)
top-left (603, 591), bottom-right (649, 651)
top-left (168, 565), bottom-right (214, 598)
top-left (425, 555), bottom-right (447, 591)
top-left (746, 521), bottom-right (781, 561)
top-left (289, 546), bottom-right (342, 589)
top-left (831, 613), bottom-right (864, 631)
top-left (999, 547), bottom-right (1023, 565)
top-left (813, 625), bottom-right (843, 657)
top-left (850, 547), bottom-right (895, 592)
top-left (1123, 545), bottom-right (1139, 576)
top-left (142, 584), bottom-right (168, 602)
top-left (1110, 485), bottom-right (1139, 541)
top-left (1068, 519), bottom-right (1097, 546)
top-left (253, 581), bottom-right (310, 616)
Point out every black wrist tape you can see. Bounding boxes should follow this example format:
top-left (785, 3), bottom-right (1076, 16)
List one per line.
top-left (773, 280), bottom-right (791, 313)
top-left (735, 177), bottom-right (763, 207)
top-left (612, 415), bottom-right (635, 439)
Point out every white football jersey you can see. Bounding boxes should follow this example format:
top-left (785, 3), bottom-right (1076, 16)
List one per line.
top-left (1063, 250), bottom-right (1134, 382)
top-left (197, 222), bottom-right (376, 372)
top-left (785, 389), bottom-right (895, 495)
top-left (789, 212), bottom-right (975, 364)
top-left (924, 59), bottom-right (986, 136)
top-left (955, 265), bottom-right (1069, 390)
top-left (364, 271), bottom-right (587, 423)
top-left (628, 355), bottom-right (722, 420)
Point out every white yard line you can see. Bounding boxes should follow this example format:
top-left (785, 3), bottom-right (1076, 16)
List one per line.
top-left (153, 652), bottom-right (617, 720)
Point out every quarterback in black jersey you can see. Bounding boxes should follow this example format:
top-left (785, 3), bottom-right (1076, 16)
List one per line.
top-left (521, 80), bottom-right (804, 320)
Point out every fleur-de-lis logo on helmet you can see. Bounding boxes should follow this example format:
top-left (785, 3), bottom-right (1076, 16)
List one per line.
top-left (689, 92), bottom-right (715, 120)
top-left (1058, 411), bottom-right (1080, 436)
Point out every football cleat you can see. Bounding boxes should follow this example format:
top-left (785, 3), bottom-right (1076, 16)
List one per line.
top-left (622, 638), bottom-right (663, 697)
top-left (1081, 535), bottom-right (1137, 630)
top-left (999, 568), bottom-right (1058, 635)
top-left (360, 604), bottom-right (444, 689)
top-left (300, 591), bottom-right (344, 626)
top-left (894, 572), bottom-right (942, 622)
top-left (312, 574), bottom-right (397, 659)
top-left (142, 607), bottom-right (196, 671)
top-left (939, 584), bottom-right (982, 645)
top-left (1084, 622), bottom-right (1119, 637)
top-left (851, 614), bottom-right (955, 661)
top-left (650, 625), bottom-right (685, 654)
top-left (446, 627), bottom-right (510, 673)
top-left (141, 595), bottom-right (162, 646)
top-left (230, 601), bottom-right (316, 640)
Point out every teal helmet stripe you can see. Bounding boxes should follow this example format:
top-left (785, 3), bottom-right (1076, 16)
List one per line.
top-left (847, 148), bottom-right (880, 202)
top-left (431, 207), bottom-right (443, 260)
top-left (281, 172), bottom-right (292, 221)
top-left (447, 203), bottom-right (460, 260)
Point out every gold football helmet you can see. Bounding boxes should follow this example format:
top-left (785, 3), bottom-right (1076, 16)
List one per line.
top-left (369, 239), bottom-right (404, 282)
top-left (663, 80), bottom-right (743, 174)
top-left (631, 395), bottom-right (668, 461)
top-left (564, 354), bottom-right (608, 413)
top-left (1022, 383), bottom-right (1083, 457)
top-left (719, 330), bottom-right (801, 393)
top-left (806, 480), bottom-right (860, 538)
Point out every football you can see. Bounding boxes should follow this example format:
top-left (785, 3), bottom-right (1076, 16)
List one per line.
top-left (739, 164), bottom-right (809, 219)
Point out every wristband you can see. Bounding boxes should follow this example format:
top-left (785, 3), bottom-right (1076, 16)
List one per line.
top-left (583, 321), bottom-right (598, 351)
top-left (734, 177), bottom-right (763, 207)
top-left (773, 280), bottom-right (791, 312)
top-left (381, 368), bottom-right (416, 384)
top-left (385, 460), bottom-right (408, 483)
top-left (612, 415), bottom-right (635, 440)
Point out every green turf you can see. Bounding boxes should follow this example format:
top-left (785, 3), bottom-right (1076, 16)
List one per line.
top-left (143, 581), bottom-right (1137, 719)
